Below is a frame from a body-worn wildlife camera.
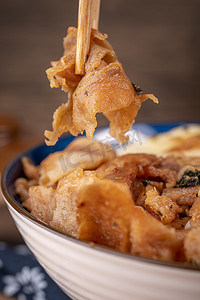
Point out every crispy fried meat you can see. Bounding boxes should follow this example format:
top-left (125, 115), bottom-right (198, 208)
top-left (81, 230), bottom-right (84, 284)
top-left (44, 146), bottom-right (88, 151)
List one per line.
top-left (45, 27), bottom-right (158, 145)
top-left (77, 179), bottom-right (135, 252)
top-left (130, 206), bottom-right (180, 262)
top-left (145, 188), bottom-right (182, 225)
top-left (39, 137), bottom-right (115, 186)
top-left (162, 186), bottom-right (200, 206)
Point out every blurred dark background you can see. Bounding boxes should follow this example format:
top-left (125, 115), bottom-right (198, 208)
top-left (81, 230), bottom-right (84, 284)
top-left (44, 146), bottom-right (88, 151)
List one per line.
top-left (0, 0), bottom-right (200, 138)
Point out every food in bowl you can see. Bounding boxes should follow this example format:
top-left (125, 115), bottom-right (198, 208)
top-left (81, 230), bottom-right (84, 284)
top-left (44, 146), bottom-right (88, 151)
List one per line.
top-left (14, 126), bottom-right (200, 268)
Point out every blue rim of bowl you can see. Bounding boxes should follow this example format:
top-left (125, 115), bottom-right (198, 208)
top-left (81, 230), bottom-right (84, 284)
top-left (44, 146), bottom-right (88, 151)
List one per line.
top-left (1, 123), bottom-right (200, 272)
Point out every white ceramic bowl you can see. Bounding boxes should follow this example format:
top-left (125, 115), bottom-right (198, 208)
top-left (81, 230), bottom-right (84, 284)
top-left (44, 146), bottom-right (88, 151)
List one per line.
top-left (1, 126), bottom-right (200, 300)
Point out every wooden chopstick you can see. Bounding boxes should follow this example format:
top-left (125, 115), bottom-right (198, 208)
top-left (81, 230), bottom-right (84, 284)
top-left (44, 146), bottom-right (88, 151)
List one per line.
top-left (91, 0), bottom-right (101, 29)
top-left (75, 0), bottom-right (101, 75)
top-left (75, 0), bottom-right (92, 75)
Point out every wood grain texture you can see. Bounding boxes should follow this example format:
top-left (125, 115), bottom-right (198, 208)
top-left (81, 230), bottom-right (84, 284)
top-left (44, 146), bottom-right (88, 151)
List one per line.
top-left (0, 0), bottom-right (199, 139)
top-left (76, 0), bottom-right (92, 74)
top-left (91, 0), bottom-right (101, 29)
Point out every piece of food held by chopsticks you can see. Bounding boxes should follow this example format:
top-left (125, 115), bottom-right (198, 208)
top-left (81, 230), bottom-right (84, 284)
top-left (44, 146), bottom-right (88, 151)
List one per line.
top-left (45, 0), bottom-right (158, 146)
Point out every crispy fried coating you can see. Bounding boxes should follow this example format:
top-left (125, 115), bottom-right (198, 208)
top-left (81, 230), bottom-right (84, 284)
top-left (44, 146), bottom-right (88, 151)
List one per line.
top-left (50, 168), bottom-right (101, 238)
top-left (170, 217), bottom-right (190, 230)
top-left (46, 27), bottom-right (81, 91)
top-left (77, 180), bottom-right (135, 252)
top-left (162, 186), bottom-right (200, 206)
top-left (189, 198), bottom-right (200, 226)
top-left (14, 135), bottom-right (200, 266)
top-left (97, 153), bottom-right (177, 190)
top-left (85, 43), bottom-right (115, 73)
top-left (104, 100), bottom-right (141, 144)
top-left (14, 178), bottom-right (30, 202)
top-left (184, 226), bottom-right (200, 267)
top-left (45, 27), bottom-right (158, 145)
top-left (141, 163), bottom-right (177, 188)
top-left (174, 156), bottom-right (200, 167)
top-left (103, 165), bottom-right (137, 189)
top-left (96, 155), bottom-right (138, 188)
top-left (158, 156), bottom-right (182, 172)
top-left (145, 188), bottom-right (182, 225)
top-left (44, 90), bottom-right (79, 146)
top-left (39, 137), bottom-right (115, 186)
top-left (97, 153), bottom-right (158, 177)
top-left (21, 157), bottom-right (40, 180)
top-left (23, 185), bottom-right (55, 223)
top-left (72, 61), bottom-right (136, 140)
top-left (14, 177), bottom-right (38, 202)
top-left (104, 94), bottom-right (158, 143)
top-left (23, 168), bottom-right (101, 236)
top-left (130, 206), bottom-right (180, 262)
top-left (131, 179), bottom-right (146, 206)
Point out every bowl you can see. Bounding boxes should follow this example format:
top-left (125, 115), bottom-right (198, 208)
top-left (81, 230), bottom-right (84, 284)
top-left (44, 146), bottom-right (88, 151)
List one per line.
top-left (1, 124), bottom-right (200, 300)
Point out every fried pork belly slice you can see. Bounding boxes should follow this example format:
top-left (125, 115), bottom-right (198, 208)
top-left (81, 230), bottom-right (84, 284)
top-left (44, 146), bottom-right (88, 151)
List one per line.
top-left (39, 137), bottom-right (115, 186)
top-left (97, 153), bottom-right (158, 177)
top-left (14, 178), bottom-right (29, 202)
top-left (141, 161), bottom-right (177, 188)
top-left (63, 27), bottom-right (77, 54)
top-left (104, 100), bottom-right (141, 144)
top-left (131, 180), bottom-right (146, 206)
top-left (23, 185), bottom-right (55, 223)
top-left (14, 177), bottom-right (38, 202)
top-left (85, 37), bottom-right (116, 73)
top-left (21, 157), bottom-right (39, 180)
top-left (96, 153), bottom-right (168, 194)
top-left (184, 226), bottom-right (200, 267)
top-left (45, 30), bottom-right (116, 146)
top-left (46, 27), bottom-right (81, 91)
top-left (50, 168), bottom-right (101, 238)
top-left (96, 154), bottom-right (138, 188)
top-left (158, 156), bottom-right (182, 172)
top-left (97, 153), bottom-right (176, 188)
top-left (145, 188), bottom-right (182, 225)
top-left (189, 198), bottom-right (200, 226)
top-left (46, 28), bottom-right (113, 92)
top-left (169, 217), bottom-right (190, 230)
top-left (45, 26), bottom-right (158, 146)
top-left (162, 186), bottom-right (200, 206)
top-left (174, 156), bottom-right (200, 167)
top-left (102, 164), bottom-right (138, 189)
top-left (130, 206), bottom-right (180, 262)
top-left (72, 61), bottom-right (136, 140)
top-left (44, 90), bottom-right (80, 146)
top-left (96, 153), bottom-right (164, 201)
top-left (77, 180), bottom-right (135, 252)
top-left (104, 94), bottom-right (158, 143)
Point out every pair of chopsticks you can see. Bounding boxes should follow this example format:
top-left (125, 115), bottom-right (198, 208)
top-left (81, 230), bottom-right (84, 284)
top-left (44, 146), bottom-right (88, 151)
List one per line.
top-left (75, 0), bottom-right (101, 75)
